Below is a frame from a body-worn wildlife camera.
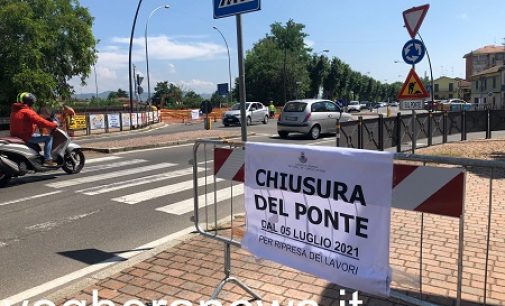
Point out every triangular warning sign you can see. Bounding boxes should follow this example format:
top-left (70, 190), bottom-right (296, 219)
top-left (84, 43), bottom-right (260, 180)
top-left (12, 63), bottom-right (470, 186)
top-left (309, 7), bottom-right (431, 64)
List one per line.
top-left (403, 4), bottom-right (429, 38)
top-left (398, 69), bottom-right (429, 100)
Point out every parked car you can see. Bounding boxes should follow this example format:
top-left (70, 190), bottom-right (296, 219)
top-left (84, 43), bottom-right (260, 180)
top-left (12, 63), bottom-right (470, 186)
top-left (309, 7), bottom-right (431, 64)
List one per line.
top-left (277, 99), bottom-right (353, 140)
top-left (389, 101), bottom-right (399, 107)
top-left (222, 102), bottom-right (269, 126)
top-left (347, 101), bottom-right (362, 112)
top-left (423, 100), bottom-right (441, 111)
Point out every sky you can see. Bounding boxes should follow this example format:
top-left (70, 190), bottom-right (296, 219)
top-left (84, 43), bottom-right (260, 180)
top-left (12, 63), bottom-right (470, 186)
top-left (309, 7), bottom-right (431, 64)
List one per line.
top-left (71, 0), bottom-right (505, 96)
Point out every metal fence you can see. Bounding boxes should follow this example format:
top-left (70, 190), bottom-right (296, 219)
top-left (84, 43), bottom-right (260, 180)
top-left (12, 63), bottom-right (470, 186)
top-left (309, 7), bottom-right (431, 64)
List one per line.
top-left (338, 110), bottom-right (503, 153)
top-left (192, 139), bottom-right (505, 306)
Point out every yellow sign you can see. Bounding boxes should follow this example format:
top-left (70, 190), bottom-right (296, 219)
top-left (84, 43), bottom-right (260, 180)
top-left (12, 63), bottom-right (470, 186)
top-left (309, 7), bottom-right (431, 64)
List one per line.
top-left (69, 115), bottom-right (87, 130)
top-left (398, 69), bottom-right (429, 100)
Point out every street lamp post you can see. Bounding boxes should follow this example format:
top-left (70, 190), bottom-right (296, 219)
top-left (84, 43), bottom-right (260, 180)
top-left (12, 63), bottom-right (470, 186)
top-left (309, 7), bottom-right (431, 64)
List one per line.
top-left (129, 0), bottom-right (144, 114)
top-left (145, 5), bottom-right (170, 106)
top-left (213, 26), bottom-right (232, 109)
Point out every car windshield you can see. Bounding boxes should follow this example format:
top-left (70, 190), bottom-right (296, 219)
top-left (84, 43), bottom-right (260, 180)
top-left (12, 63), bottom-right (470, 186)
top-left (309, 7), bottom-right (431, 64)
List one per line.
top-left (230, 103), bottom-right (241, 110)
top-left (283, 102), bottom-right (307, 112)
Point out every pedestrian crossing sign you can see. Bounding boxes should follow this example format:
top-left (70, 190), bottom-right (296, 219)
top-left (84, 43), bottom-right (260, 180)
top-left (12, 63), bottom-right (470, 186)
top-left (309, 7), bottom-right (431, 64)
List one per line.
top-left (398, 68), bottom-right (429, 100)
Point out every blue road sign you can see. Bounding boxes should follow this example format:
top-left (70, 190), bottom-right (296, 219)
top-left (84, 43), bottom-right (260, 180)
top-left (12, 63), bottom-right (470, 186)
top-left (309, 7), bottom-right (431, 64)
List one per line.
top-left (402, 39), bottom-right (425, 65)
top-left (217, 83), bottom-right (229, 95)
top-left (213, 0), bottom-right (261, 19)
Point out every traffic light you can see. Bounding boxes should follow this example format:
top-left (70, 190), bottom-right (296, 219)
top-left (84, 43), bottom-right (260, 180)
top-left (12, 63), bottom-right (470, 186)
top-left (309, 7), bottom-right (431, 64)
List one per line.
top-left (137, 86), bottom-right (144, 95)
top-left (136, 74), bottom-right (144, 86)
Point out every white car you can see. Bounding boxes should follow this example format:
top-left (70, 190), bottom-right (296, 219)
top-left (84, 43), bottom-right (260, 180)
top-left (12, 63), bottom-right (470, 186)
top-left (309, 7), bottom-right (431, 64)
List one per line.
top-left (222, 102), bottom-right (269, 126)
top-left (347, 101), bottom-right (362, 112)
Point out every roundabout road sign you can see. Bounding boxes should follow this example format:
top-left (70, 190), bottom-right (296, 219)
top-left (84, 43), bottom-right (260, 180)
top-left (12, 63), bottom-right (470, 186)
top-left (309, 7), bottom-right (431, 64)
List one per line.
top-left (402, 39), bottom-right (425, 65)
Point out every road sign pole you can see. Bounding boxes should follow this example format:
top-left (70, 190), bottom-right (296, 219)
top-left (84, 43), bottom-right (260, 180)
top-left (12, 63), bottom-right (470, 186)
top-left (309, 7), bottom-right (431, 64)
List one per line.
top-left (236, 14), bottom-right (247, 142)
top-left (412, 110), bottom-right (416, 154)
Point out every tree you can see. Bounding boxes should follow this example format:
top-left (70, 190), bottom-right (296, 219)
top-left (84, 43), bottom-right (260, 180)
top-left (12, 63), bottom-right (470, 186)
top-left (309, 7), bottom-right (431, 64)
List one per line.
top-left (244, 20), bottom-right (311, 104)
top-left (117, 88), bottom-right (128, 98)
top-left (153, 81), bottom-right (183, 107)
top-left (0, 0), bottom-right (97, 114)
top-left (211, 91), bottom-right (229, 108)
top-left (307, 55), bottom-right (329, 98)
top-left (182, 90), bottom-right (203, 107)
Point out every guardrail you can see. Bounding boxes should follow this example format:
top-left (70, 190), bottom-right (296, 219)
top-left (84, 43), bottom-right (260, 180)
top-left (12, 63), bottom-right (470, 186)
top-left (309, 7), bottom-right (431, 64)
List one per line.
top-left (338, 110), bottom-right (505, 153)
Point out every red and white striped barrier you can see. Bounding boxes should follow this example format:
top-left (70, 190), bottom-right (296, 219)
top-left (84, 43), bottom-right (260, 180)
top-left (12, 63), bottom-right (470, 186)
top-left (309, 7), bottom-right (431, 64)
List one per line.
top-left (214, 148), bottom-right (465, 218)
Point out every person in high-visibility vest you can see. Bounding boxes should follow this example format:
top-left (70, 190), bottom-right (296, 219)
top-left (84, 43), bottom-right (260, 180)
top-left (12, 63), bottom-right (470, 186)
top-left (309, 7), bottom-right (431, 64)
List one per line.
top-left (268, 101), bottom-right (276, 119)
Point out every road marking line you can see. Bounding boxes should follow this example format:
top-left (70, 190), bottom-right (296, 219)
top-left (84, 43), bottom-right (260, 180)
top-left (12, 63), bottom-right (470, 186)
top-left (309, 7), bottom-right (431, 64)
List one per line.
top-left (0, 191), bottom-right (63, 207)
top-left (77, 167), bottom-right (201, 195)
top-left (81, 159), bottom-right (147, 173)
top-left (156, 184), bottom-right (244, 215)
top-left (111, 175), bottom-right (223, 205)
top-left (85, 156), bottom-right (123, 164)
top-left (45, 163), bottom-right (176, 188)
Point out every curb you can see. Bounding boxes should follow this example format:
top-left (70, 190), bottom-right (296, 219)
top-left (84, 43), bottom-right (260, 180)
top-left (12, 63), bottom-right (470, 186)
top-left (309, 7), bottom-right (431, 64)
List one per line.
top-left (80, 133), bottom-right (256, 153)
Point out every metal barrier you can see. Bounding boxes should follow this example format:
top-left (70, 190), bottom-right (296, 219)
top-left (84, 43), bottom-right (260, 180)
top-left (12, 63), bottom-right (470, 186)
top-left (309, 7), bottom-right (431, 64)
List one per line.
top-left (192, 139), bottom-right (261, 301)
top-left (193, 138), bottom-right (505, 305)
top-left (336, 110), bottom-right (499, 153)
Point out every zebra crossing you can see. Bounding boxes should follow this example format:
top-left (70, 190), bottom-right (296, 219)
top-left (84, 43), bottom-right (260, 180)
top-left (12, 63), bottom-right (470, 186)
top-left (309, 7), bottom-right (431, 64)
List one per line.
top-left (43, 155), bottom-right (243, 216)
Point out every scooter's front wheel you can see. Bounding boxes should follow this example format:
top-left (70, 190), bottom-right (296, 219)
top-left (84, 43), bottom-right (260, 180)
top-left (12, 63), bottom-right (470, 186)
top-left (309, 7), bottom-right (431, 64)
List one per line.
top-left (62, 149), bottom-right (85, 174)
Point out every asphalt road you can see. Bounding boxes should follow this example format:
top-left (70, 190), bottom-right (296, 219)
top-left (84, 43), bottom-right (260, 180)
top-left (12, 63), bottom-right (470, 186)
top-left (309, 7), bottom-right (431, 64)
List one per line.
top-left (0, 121), bottom-right (348, 300)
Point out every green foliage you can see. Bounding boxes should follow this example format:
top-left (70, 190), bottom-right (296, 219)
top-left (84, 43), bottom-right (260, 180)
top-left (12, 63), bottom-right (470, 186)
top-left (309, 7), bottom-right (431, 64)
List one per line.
top-left (0, 0), bottom-right (96, 114)
top-left (153, 81), bottom-right (183, 107)
top-left (244, 20), bottom-right (311, 104)
top-left (211, 91), bottom-right (229, 108)
top-left (182, 90), bottom-right (203, 108)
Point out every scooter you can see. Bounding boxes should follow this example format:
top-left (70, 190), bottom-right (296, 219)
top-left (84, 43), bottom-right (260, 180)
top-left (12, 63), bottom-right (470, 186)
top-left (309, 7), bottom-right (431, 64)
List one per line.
top-left (0, 126), bottom-right (85, 187)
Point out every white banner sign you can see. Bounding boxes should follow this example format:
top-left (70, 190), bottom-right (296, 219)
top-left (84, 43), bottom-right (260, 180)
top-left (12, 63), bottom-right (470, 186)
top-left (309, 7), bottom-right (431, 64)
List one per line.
top-left (130, 113), bottom-right (138, 128)
top-left (148, 111), bottom-right (154, 122)
top-left (242, 143), bottom-right (394, 296)
top-left (107, 113), bottom-right (120, 129)
top-left (122, 113), bottom-right (131, 129)
top-left (89, 114), bottom-right (105, 130)
top-left (191, 109), bottom-right (200, 120)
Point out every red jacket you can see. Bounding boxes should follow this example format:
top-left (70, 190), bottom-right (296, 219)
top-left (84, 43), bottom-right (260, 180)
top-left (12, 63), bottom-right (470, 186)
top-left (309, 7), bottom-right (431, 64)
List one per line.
top-left (10, 103), bottom-right (57, 142)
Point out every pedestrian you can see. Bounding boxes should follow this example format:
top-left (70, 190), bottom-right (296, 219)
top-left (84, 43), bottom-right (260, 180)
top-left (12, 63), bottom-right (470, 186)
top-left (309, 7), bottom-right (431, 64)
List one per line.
top-left (268, 101), bottom-right (276, 119)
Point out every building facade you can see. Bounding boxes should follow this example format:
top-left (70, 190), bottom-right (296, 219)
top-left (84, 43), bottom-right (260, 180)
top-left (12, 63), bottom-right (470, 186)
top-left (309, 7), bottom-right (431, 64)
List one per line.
top-left (464, 45), bottom-right (505, 80)
top-left (470, 65), bottom-right (505, 109)
top-left (433, 76), bottom-right (471, 101)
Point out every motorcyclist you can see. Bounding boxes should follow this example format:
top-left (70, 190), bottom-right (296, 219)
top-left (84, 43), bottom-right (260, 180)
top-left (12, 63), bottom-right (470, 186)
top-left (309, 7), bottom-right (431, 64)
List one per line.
top-left (10, 93), bottom-right (58, 166)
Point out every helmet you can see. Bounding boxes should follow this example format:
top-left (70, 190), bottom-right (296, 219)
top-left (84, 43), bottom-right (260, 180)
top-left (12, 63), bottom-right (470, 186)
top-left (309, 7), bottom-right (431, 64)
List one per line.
top-left (21, 93), bottom-right (37, 106)
top-left (17, 92), bottom-right (28, 103)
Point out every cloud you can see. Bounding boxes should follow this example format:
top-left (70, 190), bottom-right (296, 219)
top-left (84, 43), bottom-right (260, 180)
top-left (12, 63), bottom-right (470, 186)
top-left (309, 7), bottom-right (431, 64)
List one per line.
top-left (179, 79), bottom-right (215, 93)
top-left (69, 35), bottom-right (227, 94)
top-left (111, 35), bottom-right (226, 60)
top-left (167, 63), bottom-right (176, 74)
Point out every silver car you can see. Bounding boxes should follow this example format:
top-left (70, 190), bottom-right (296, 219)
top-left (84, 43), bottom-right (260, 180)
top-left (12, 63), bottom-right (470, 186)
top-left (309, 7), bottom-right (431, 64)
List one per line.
top-left (277, 99), bottom-right (353, 139)
top-left (222, 102), bottom-right (269, 126)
